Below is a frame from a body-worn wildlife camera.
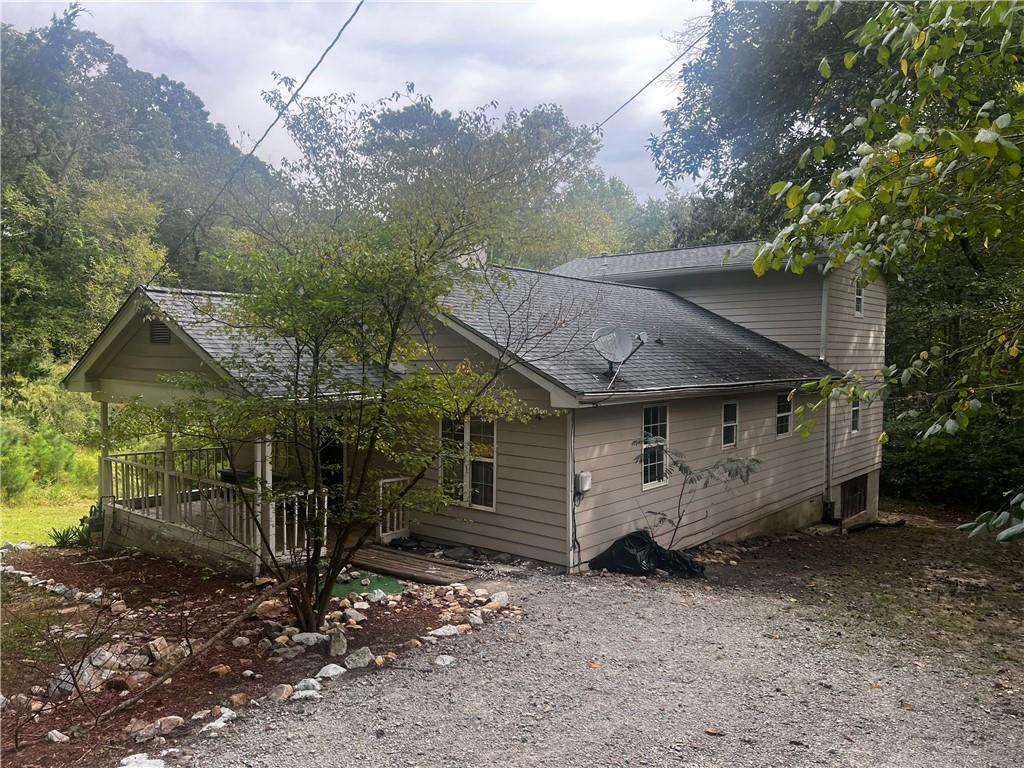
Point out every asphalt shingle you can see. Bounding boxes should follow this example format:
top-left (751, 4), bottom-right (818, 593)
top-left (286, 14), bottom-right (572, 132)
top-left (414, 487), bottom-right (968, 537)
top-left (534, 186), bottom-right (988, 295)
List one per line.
top-left (444, 268), bottom-right (836, 396)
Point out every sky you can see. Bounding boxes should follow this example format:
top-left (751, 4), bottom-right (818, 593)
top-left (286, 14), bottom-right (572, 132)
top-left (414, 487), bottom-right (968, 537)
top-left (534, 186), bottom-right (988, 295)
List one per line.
top-left (2, 0), bottom-right (709, 198)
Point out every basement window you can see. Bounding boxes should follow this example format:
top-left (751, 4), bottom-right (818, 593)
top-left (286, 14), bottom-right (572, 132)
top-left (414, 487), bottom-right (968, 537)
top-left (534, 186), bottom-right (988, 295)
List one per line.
top-left (149, 320), bottom-right (171, 344)
top-left (841, 473), bottom-right (868, 518)
top-left (722, 401), bottom-right (738, 448)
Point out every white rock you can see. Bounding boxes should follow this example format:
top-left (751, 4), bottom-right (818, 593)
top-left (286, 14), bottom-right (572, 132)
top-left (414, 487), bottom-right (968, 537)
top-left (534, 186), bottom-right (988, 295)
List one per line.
top-left (294, 677), bottom-right (322, 692)
top-left (428, 624), bottom-right (459, 638)
top-left (199, 706), bottom-right (236, 735)
top-left (46, 729), bottom-right (70, 743)
top-left (316, 663), bottom-right (345, 679)
top-left (435, 655), bottom-right (457, 668)
top-left (290, 689), bottom-right (322, 702)
top-left (490, 591), bottom-right (510, 607)
top-left (367, 589), bottom-right (387, 603)
top-left (119, 754), bottom-right (166, 768)
top-left (344, 646), bottom-right (375, 669)
top-left (291, 632), bottom-right (328, 648)
top-left (343, 608), bottom-right (366, 623)
top-left (231, 636), bottom-right (250, 648)
top-left (110, 600), bottom-right (128, 615)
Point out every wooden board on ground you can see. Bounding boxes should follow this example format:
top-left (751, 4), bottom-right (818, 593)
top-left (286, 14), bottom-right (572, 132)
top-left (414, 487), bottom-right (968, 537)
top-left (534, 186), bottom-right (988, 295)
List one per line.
top-left (350, 545), bottom-right (475, 586)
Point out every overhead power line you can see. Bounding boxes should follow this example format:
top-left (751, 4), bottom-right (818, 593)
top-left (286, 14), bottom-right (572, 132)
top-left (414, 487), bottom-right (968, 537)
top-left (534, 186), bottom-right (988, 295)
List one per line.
top-left (146, 0), bottom-right (366, 286)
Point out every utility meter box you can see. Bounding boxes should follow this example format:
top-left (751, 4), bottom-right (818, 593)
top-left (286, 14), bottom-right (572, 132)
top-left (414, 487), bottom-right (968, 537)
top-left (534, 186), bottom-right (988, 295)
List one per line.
top-left (575, 471), bottom-right (592, 495)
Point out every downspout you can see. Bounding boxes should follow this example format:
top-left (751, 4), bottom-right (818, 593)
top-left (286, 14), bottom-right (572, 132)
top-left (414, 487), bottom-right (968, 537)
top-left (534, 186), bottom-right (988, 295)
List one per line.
top-left (819, 268), bottom-right (834, 517)
top-left (566, 409), bottom-right (579, 571)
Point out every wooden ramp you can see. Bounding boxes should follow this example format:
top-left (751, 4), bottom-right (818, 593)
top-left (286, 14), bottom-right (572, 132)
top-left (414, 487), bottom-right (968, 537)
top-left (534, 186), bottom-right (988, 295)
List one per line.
top-left (350, 545), bottom-right (475, 585)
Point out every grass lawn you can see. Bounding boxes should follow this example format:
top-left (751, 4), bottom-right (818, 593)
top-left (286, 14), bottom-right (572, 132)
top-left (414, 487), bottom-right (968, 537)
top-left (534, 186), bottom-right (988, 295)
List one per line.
top-left (1, 496), bottom-right (93, 544)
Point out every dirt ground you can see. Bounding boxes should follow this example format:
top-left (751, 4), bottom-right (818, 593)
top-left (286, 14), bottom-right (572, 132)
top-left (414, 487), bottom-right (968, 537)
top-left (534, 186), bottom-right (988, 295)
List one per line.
top-left (699, 499), bottom-right (1023, 672)
top-left (0, 550), bottom-right (452, 768)
top-left (191, 500), bottom-right (1023, 768)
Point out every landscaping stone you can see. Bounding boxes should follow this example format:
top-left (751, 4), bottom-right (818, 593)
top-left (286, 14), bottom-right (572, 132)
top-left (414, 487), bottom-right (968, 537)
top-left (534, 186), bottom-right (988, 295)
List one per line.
top-left (294, 677), bottom-right (322, 692)
top-left (199, 706), bottom-right (236, 736)
top-left (231, 636), bottom-right (250, 649)
top-left (146, 637), bottom-right (169, 661)
top-left (110, 599), bottom-right (128, 614)
top-left (316, 663), bottom-right (345, 680)
top-left (343, 608), bottom-right (366, 623)
top-left (273, 645), bottom-right (305, 660)
top-left (353, 601), bottom-right (371, 610)
top-left (267, 684), bottom-right (293, 702)
top-left (344, 646), bottom-right (375, 669)
top-left (435, 655), bottom-right (457, 668)
top-left (208, 664), bottom-right (232, 677)
top-left (468, 611), bottom-right (484, 627)
top-left (227, 692), bottom-right (249, 708)
top-left (155, 715), bottom-right (184, 734)
top-left (290, 690), bottom-right (322, 702)
top-left (46, 729), bottom-right (70, 743)
top-left (327, 630), bottom-right (347, 657)
top-left (262, 620), bottom-right (285, 638)
top-left (291, 632), bottom-right (328, 648)
top-left (428, 624), bottom-right (459, 638)
top-left (367, 589), bottom-right (387, 603)
top-left (119, 753), bottom-right (166, 768)
top-left (490, 591), bottom-right (510, 607)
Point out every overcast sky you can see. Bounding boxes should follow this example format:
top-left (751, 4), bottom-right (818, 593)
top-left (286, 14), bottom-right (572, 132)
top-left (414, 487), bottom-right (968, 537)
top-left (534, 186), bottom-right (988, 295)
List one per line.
top-left (3, 1), bottom-right (708, 197)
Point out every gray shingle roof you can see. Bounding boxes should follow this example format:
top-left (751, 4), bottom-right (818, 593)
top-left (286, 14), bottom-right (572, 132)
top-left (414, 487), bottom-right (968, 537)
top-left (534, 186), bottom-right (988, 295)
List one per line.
top-left (143, 287), bottom-right (381, 398)
top-left (550, 240), bottom-right (759, 280)
top-left (444, 268), bottom-right (836, 396)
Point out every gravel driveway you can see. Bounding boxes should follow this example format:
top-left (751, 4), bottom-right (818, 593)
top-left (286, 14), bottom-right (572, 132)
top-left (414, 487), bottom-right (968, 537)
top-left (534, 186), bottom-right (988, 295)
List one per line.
top-left (189, 564), bottom-right (1021, 768)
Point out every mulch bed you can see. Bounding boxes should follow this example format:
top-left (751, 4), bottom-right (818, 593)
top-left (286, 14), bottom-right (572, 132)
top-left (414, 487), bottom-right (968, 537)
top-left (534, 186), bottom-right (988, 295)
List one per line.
top-left (0, 548), bottom-right (458, 768)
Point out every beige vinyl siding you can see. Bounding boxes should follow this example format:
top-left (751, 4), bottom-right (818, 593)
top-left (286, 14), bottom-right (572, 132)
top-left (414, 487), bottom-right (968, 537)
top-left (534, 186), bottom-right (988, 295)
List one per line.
top-left (411, 325), bottom-right (569, 564)
top-left (827, 266), bottom-right (886, 489)
top-left (89, 319), bottom-right (213, 399)
top-left (574, 392), bottom-right (824, 563)
top-left (640, 270), bottom-right (824, 358)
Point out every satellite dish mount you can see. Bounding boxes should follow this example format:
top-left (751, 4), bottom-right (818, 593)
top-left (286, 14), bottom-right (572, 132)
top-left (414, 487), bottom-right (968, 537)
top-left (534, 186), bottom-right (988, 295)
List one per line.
top-left (592, 325), bottom-right (648, 387)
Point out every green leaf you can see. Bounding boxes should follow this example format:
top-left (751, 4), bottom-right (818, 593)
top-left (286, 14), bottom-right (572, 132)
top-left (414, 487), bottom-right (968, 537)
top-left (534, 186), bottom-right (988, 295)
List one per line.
top-left (888, 132), bottom-right (915, 151)
top-left (818, 57), bottom-right (832, 79)
top-left (768, 180), bottom-right (788, 195)
top-left (994, 113), bottom-right (1012, 129)
top-left (799, 148), bottom-right (811, 169)
top-left (996, 522), bottom-right (1024, 542)
top-left (844, 51), bottom-right (858, 70)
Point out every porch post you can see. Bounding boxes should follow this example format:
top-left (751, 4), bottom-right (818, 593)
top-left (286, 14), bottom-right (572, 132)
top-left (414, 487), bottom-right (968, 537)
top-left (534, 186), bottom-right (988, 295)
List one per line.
top-left (258, 434), bottom-right (275, 562)
top-left (99, 401), bottom-right (112, 544)
top-left (163, 431), bottom-right (178, 524)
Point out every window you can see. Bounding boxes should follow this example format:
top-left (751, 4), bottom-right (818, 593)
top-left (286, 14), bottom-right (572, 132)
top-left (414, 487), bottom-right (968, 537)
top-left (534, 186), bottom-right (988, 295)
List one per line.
top-left (149, 320), bottom-right (171, 344)
top-left (854, 285), bottom-right (864, 317)
top-left (642, 405), bottom-right (668, 488)
top-left (776, 394), bottom-right (792, 436)
top-left (722, 402), bottom-right (738, 448)
top-left (841, 474), bottom-right (868, 517)
top-left (851, 398), bottom-right (861, 433)
top-left (440, 416), bottom-right (495, 510)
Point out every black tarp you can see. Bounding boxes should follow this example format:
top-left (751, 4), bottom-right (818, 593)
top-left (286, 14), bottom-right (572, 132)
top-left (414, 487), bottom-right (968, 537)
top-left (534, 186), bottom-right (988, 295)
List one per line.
top-left (588, 530), bottom-right (705, 578)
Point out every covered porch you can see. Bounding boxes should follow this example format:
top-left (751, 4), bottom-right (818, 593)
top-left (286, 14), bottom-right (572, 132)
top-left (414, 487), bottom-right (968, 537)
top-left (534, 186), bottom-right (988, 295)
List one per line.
top-left (97, 404), bottom-right (411, 574)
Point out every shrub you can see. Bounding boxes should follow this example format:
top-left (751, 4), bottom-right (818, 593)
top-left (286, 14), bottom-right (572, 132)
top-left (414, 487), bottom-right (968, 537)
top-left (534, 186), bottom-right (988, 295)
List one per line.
top-left (47, 523), bottom-right (91, 548)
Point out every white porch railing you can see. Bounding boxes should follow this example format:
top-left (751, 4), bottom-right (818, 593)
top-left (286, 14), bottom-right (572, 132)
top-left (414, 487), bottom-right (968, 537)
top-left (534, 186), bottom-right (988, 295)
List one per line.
top-left (104, 451), bottom-right (326, 563)
top-left (378, 477), bottom-right (410, 543)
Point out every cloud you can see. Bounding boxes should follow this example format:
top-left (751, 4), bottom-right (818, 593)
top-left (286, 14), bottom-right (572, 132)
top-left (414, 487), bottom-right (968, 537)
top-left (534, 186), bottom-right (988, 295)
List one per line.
top-left (2, 0), bottom-right (708, 196)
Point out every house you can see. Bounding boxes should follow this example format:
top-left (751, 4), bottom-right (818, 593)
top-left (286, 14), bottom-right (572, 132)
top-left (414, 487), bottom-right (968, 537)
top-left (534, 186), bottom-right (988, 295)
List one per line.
top-left (61, 240), bottom-right (884, 573)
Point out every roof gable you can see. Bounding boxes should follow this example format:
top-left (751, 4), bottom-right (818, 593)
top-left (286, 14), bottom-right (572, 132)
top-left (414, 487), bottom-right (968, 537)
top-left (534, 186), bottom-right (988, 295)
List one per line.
top-left (550, 241), bottom-right (759, 280)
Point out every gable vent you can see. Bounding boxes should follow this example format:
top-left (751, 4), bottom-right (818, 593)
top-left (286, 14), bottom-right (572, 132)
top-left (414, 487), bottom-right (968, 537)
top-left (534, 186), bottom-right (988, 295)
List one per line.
top-left (149, 320), bottom-right (171, 344)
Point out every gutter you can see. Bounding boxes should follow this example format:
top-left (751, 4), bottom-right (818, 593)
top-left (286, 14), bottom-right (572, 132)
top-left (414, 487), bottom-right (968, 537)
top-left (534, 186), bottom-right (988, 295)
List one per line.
top-left (576, 377), bottom-right (831, 406)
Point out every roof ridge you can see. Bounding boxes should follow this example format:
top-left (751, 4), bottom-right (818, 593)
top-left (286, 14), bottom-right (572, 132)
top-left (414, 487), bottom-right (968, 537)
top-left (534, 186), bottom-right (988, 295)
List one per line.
top-left (495, 265), bottom-right (670, 294)
top-left (142, 284), bottom-right (241, 297)
top-left (583, 239), bottom-right (759, 260)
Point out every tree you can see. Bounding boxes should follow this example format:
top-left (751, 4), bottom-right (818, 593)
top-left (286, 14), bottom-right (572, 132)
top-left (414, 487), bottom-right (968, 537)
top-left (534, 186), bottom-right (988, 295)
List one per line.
top-left (123, 88), bottom-right (593, 631)
top-left (753, 1), bottom-right (1024, 541)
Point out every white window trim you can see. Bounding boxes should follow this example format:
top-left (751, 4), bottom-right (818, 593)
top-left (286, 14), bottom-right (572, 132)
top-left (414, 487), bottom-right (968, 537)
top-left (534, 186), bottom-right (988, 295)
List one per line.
top-left (722, 400), bottom-right (738, 449)
top-left (775, 393), bottom-right (793, 439)
top-left (854, 285), bottom-right (864, 317)
top-left (439, 417), bottom-right (497, 512)
top-left (851, 398), bottom-right (861, 434)
top-left (641, 403), bottom-right (669, 491)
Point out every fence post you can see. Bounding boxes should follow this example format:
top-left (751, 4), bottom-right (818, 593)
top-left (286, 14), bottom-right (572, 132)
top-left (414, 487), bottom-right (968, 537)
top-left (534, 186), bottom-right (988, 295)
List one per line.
top-left (163, 431), bottom-right (178, 523)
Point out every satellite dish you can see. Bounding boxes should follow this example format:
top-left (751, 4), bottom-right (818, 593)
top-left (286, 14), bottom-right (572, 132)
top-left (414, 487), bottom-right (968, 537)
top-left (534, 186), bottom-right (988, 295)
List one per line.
top-left (592, 325), bottom-right (635, 364)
